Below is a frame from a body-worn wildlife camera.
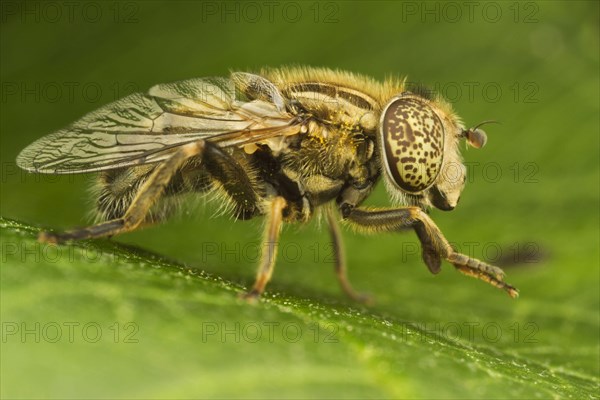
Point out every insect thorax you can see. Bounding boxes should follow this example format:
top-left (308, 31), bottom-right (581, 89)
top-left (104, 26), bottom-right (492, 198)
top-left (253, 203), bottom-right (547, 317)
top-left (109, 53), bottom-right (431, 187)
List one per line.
top-left (249, 121), bottom-right (379, 222)
top-left (234, 72), bottom-right (387, 221)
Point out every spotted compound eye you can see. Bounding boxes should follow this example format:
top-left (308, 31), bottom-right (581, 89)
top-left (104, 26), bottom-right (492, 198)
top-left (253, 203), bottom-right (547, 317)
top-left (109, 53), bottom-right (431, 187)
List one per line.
top-left (380, 95), bottom-right (445, 193)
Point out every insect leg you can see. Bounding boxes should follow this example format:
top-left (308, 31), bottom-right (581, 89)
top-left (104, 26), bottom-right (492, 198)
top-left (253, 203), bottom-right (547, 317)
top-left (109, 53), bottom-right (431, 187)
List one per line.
top-left (344, 206), bottom-right (518, 298)
top-left (39, 141), bottom-right (206, 243)
top-left (201, 146), bottom-right (259, 219)
top-left (241, 196), bottom-right (286, 301)
top-left (326, 208), bottom-right (372, 303)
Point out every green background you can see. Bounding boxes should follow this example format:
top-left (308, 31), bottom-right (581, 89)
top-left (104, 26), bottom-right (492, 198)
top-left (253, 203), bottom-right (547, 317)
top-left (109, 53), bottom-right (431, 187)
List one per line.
top-left (1, 1), bottom-right (598, 398)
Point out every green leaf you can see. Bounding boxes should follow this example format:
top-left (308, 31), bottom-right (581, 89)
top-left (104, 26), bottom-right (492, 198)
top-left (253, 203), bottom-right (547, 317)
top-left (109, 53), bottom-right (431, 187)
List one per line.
top-left (1, 217), bottom-right (598, 399)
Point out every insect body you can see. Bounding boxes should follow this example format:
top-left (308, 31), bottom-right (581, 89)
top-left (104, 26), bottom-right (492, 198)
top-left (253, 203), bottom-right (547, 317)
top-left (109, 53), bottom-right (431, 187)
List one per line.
top-left (17, 67), bottom-right (518, 301)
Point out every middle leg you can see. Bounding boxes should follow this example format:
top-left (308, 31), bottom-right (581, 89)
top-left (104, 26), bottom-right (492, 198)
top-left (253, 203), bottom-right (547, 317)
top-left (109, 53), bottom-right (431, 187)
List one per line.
top-left (326, 208), bottom-right (372, 303)
top-left (242, 196), bottom-right (287, 300)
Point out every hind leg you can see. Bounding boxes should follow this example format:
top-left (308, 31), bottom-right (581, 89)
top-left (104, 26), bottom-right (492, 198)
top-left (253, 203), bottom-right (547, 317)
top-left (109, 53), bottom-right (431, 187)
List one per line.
top-left (39, 141), bottom-right (207, 243)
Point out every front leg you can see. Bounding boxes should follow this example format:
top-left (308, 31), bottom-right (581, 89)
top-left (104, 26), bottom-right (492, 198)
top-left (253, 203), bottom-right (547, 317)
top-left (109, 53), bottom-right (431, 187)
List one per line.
top-left (344, 206), bottom-right (518, 298)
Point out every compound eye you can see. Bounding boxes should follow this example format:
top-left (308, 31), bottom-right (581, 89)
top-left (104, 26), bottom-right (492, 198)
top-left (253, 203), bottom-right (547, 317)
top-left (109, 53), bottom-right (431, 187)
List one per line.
top-left (380, 96), bottom-right (445, 193)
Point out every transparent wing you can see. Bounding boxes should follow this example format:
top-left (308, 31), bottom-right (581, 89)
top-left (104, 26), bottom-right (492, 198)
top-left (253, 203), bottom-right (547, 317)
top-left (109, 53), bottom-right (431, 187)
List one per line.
top-left (17, 76), bottom-right (300, 174)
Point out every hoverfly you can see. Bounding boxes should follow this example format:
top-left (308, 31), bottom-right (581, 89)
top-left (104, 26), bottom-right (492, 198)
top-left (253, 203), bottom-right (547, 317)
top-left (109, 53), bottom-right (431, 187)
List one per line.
top-left (17, 67), bottom-right (518, 301)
